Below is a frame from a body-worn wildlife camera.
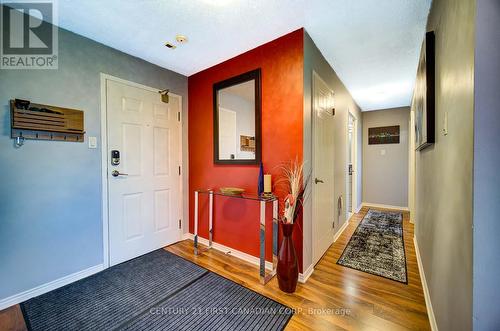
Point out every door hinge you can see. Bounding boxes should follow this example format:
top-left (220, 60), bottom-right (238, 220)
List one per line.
top-left (178, 219), bottom-right (182, 229)
top-left (177, 112), bottom-right (180, 122)
top-left (178, 166), bottom-right (181, 176)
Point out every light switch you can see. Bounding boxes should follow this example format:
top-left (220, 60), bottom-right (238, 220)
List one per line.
top-left (443, 111), bottom-right (449, 136)
top-left (88, 136), bottom-right (97, 149)
top-left (380, 149), bottom-right (386, 156)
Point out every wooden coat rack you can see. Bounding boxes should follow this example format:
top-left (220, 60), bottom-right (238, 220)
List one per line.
top-left (10, 99), bottom-right (85, 143)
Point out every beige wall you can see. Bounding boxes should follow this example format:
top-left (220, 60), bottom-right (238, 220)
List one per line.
top-left (362, 107), bottom-right (410, 207)
top-left (302, 30), bottom-right (362, 270)
top-left (413, 0), bottom-right (474, 330)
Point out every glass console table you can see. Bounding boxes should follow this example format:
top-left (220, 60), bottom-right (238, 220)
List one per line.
top-left (194, 189), bottom-right (278, 284)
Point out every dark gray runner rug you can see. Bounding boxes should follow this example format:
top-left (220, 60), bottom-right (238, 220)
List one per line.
top-left (337, 209), bottom-right (407, 283)
top-left (21, 250), bottom-right (292, 331)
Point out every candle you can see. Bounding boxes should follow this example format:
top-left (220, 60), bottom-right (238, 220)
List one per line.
top-left (264, 174), bottom-right (272, 193)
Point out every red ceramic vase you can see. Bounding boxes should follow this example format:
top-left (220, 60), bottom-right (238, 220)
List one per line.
top-left (277, 222), bottom-right (299, 293)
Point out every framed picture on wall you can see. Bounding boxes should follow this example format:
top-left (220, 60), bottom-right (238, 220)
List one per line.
top-left (414, 31), bottom-right (435, 151)
top-left (368, 125), bottom-right (400, 144)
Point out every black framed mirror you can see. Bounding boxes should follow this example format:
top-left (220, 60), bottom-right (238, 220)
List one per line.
top-left (213, 68), bottom-right (261, 165)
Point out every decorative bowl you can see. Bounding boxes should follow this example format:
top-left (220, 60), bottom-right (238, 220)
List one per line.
top-left (220, 187), bottom-right (245, 195)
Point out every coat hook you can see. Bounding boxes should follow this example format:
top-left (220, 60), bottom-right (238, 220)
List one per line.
top-left (15, 136), bottom-right (25, 147)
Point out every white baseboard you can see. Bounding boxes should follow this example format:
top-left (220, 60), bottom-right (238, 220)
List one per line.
top-left (361, 202), bottom-right (409, 212)
top-left (299, 263), bottom-right (314, 283)
top-left (334, 219), bottom-right (350, 242)
top-left (0, 264), bottom-right (104, 311)
top-left (299, 220), bottom-right (348, 284)
top-left (182, 233), bottom-right (273, 271)
top-left (414, 235), bottom-right (438, 331)
top-left (355, 204), bottom-right (362, 213)
top-left (183, 233), bottom-right (316, 282)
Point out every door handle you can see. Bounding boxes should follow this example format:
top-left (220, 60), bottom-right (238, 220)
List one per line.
top-left (315, 178), bottom-right (324, 184)
top-left (111, 170), bottom-right (128, 177)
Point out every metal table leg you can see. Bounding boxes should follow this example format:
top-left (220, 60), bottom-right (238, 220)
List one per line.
top-left (259, 201), bottom-right (266, 284)
top-left (260, 199), bottom-right (278, 284)
top-left (272, 199), bottom-right (278, 273)
top-left (208, 191), bottom-right (213, 247)
top-left (194, 190), bottom-right (213, 255)
top-left (194, 191), bottom-right (199, 255)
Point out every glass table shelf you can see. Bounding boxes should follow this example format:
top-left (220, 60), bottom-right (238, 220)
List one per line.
top-left (194, 189), bottom-right (279, 284)
top-left (196, 189), bottom-right (278, 202)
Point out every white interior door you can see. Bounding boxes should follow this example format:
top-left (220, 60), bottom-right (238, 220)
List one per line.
top-left (218, 107), bottom-right (237, 160)
top-left (312, 73), bottom-right (336, 265)
top-left (106, 79), bottom-right (181, 266)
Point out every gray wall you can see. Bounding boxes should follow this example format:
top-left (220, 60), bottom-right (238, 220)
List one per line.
top-left (362, 107), bottom-right (409, 207)
top-left (0, 18), bottom-right (187, 300)
top-left (303, 30), bottom-right (362, 270)
top-left (473, 0), bottom-right (500, 329)
top-left (413, 0), bottom-right (474, 329)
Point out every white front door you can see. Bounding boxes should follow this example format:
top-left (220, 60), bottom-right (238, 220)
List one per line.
top-left (312, 73), bottom-right (336, 265)
top-left (106, 79), bottom-right (181, 266)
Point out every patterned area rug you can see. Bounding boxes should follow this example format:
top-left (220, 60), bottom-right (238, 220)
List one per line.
top-left (337, 209), bottom-right (407, 283)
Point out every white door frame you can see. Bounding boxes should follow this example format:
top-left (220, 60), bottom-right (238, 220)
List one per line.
top-left (346, 110), bottom-right (358, 218)
top-left (100, 73), bottom-right (183, 268)
top-left (408, 110), bottom-right (416, 223)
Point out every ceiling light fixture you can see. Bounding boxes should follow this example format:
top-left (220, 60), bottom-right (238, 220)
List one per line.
top-left (175, 35), bottom-right (188, 44)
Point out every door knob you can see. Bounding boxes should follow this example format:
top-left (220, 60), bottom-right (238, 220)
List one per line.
top-left (315, 178), bottom-right (324, 184)
top-left (112, 170), bottom-right (128, 177)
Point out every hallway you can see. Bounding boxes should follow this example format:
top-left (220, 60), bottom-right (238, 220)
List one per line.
top-left (167, 207), bottom-right (429, 330)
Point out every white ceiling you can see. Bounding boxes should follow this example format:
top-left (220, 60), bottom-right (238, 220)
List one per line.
top-left (58, 0), bottom-right (431, 111)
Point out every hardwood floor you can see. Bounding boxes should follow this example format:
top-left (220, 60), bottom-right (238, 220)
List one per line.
top-left (0, 305), bottom-right (26, 331)
top-left (166, 206), bottom-right (430, 331)
top-left (0, 207), bottom-right (429, 331)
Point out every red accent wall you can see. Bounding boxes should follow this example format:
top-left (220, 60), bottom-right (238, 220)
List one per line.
top-left (188, 29), bottom-right (304, 272)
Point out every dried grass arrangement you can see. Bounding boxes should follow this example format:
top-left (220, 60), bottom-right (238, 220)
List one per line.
top-left (275, 158), bottom-right (310, 224)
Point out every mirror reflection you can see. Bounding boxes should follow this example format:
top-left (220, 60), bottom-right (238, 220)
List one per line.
top-left (214, 69), bottom-right (261, 164)
top-left (218, 80), bottom-right (255, 160)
